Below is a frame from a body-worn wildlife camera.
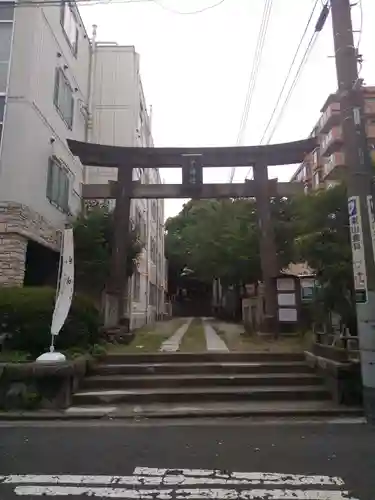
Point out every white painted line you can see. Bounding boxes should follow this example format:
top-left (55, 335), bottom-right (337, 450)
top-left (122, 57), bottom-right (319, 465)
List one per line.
top-left (65, 407), bottom-right (117, 414)
top-left (13, 486), bottom-right (359, 499)
top-left (77, 390), bottom-right (137, 396)
top-left (203, 323), bottom-right (229, 352)
top-left (13, 486), bottom-right (171, 498)
top-left (133, 469), bottom-right (344, 486)
top-left (0, 473), bottom-right (345, 487)
top-left (160, 318), bottom-right (193, 352)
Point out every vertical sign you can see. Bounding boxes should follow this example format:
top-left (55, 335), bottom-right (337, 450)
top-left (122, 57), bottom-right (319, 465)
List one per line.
top-left (367, 195), bottom-right (375, 262)
top-left (348, 196), bottom-right (368, 303)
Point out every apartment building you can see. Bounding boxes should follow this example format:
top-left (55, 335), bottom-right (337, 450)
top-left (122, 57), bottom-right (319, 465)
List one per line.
top-left (291, 86), bottom-right (375, 191)
top-left (0, 2), bottom-right (166, 328)
top-left (0, 0), bottom-right (90, 286)
top-left (82, 43), bottom-right (166, 328)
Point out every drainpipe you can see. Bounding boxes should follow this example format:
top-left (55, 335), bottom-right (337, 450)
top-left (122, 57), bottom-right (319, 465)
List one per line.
top-left (84, 24), bottom-right (97, 185)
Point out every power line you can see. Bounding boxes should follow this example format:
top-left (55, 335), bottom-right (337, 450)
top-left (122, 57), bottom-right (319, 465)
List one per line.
top-left (265, 34), bottom-right (318, 143)
top-left (264, 3), bottom-right (329, 144)
top-left (355, 0), bottom-right (363, 51)
top-left (0, 0), bottom-right (153, 8)
top-left (152, 0), bottom-right (226, 15)
top-left (229, 0), bottom-right (273, 183)
top-left (244, 1), bottom-right (329, 180)
top-left (259, 0), bottom-right (320, 145)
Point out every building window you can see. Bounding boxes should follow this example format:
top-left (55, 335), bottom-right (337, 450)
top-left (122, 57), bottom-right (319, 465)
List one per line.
top-left (54, 68), bottom-right (74, 129)
top-left (135, 208), bottom-right (146, 242)
top-left (151, 200), bottom-right (157, 221)
top-left (149, 283), bottom-right (157, 306)
top-left (46, 156), bottom-right (70, 212)
top-left (313, 171), bottom-right (320, 188)
top-left (0, 21), bottom-right (13, 93)
top-left (0, 96), bottom-right (5, 145)
top-left (150, 237), bottom-right (156, 263)
top-left (133, 270), bottom-right (140, 302)
top-left (0, 3), bottom-right (14, 21)
top-left (60, 2), bottom-right (79, 56)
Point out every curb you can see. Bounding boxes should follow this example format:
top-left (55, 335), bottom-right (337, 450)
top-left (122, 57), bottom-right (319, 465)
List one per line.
top-left (0, 407), bottom-right (365, 422)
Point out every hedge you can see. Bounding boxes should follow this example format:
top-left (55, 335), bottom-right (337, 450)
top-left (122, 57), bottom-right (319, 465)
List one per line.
top-left (0, 287), bottom-right (101, 356)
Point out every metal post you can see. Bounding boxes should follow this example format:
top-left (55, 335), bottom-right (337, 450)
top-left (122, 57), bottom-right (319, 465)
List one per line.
top-left (106, 166), bottom-right (133, 326)
top-left (330, 0), bottom-right (375, 422)
top-left (252, 163), bottom-right (279, 335)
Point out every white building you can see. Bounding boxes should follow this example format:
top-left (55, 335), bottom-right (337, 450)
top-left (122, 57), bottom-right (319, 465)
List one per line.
top-left (88, 43), bottom-right (166, 328)
top-left (0, 0), bottom-right (89, 285)
top-left (0, 1), bottom-right (166, 328)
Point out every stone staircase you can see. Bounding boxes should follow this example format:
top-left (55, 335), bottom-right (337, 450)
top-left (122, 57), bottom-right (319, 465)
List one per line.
top-left (70, 352), bottom-right (363, 419)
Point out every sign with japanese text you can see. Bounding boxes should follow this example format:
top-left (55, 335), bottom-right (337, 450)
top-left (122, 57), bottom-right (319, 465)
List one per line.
top-left (367, 195), bottom-right (375, 264)
top-left (348, 196), bottom-right (368, 303)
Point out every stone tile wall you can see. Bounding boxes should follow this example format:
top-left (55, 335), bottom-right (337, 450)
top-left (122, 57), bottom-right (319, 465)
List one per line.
top-left (0, 202), bottom-right (61, 286)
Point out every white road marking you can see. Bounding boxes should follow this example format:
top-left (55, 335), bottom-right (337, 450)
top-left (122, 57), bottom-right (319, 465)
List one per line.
top-left (64, 407), bottom-right (117, 414)
top-left (160, 318), bottom-right (193, 352)
top-left (0, 473), bottom-right (345, 487)
top-left (13, 486), bottom-right (359, 499)
top-left (134, 469), bottom-right (344, 486)
top-left (203, 323), bottom-right (229, 352)
top-left (0, 468), bottom-right (358, 499)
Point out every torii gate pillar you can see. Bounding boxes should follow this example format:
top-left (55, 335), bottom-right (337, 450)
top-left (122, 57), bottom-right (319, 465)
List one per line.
top-left (253, 163), bottom-right (279, 334)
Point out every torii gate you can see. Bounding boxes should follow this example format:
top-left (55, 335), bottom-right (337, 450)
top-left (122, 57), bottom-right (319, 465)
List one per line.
top-left (68, 137), bottom-right (316, 331)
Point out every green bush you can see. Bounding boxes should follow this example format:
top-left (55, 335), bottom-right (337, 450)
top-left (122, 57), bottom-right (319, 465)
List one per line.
top-left (0, 287), bottom-right (101, 356)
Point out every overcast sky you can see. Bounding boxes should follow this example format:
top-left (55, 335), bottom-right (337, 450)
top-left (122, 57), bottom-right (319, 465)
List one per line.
top-left (80, 0), bottom-right (375, 219)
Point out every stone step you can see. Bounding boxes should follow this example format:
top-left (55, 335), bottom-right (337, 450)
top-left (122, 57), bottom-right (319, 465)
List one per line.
top-left (103, 352), bottom-right (305, 365)
top-left (73, 385), bottom-right (330, 406)
top-left (65, 401), bottom-right (364, 420)
top-left (93, 361), bottom-right (312, 376)
top-left (82, 373), bottom-right (322, 390)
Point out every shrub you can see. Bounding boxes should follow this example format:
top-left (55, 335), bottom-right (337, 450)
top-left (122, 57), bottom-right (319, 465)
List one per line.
top-left (0, 287), bottom-right (101, 357)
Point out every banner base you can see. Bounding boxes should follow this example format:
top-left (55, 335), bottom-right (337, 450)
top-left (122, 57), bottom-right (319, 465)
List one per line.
top-left (36, 352), bottom-right (66, 363)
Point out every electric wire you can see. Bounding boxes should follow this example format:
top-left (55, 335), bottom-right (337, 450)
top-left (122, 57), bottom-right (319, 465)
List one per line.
top-left (0, 0), bottom-right (152, 8)
top-left (229, 0), bottom-right (273, 183)
top-left (259, 0), bottom-right (320, 146)
top-left (244, 1), bottom-right (329, 180)
top-left (151, 0), bottom-right (226, 15)
top-left (1, 0), bottom-right (226, 10)
top-left (355, 0), bottom-right (363, 51)
top-left (264, 2), bottom-right (329, 144)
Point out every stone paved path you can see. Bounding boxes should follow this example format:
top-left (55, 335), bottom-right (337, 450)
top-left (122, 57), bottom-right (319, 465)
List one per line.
top-left (203, 320), bottom-right (229, 352)
top-left (159, 318), bottom-right (193, 352)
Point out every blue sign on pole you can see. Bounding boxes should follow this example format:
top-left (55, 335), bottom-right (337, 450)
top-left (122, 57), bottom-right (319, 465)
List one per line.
top-left (348, 198), bottom-right (357, 217)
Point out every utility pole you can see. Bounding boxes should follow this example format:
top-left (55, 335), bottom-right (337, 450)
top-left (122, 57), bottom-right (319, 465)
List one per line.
top-left (331, 0), bottom-right (375, 422)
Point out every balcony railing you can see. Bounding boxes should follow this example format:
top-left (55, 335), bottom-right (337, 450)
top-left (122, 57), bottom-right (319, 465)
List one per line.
top-left (320, 126), bottom-right (343, 156)
top-left (366, 122), bottom-right (375, 139)
top-left (323, 151), bottom-right (345, 179)
top-left (364, 99), bottom-right (375, 116)
top-left (319, 102), bottom-right (340, 133)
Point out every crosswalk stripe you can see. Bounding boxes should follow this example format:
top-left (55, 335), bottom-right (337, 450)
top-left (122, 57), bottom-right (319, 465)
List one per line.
top-left (134, 469), bottom-right (345, 486)
top-left (12, 486), bottom-right (359, 499)
top-left (0, 474), bottom-right (345, 487)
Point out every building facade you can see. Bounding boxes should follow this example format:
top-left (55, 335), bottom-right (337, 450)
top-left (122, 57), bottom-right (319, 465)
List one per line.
top-left (87, 43), bottom-right (166, 328)
top-left (291, 86), bottom-right (375, 191)
top-left (0, 2), bottom-right (166, 328)
top-left (0, 0), bottom-right (90, 285)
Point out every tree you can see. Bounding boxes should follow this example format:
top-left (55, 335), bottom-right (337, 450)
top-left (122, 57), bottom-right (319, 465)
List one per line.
top-left (165, 197), bottom-right (297, 289)
top-left (73, 206), bottom-right (144, 299)
top-left (292, 184), bottom-right (356, 332)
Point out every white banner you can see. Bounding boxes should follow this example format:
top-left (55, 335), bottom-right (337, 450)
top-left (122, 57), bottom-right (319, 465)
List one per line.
top-left (51, 228), bottom-right (74, 336)
top-left (367, 195), bottom-right (375, 263)
top-left (348, 196), bottom-right (367, 297)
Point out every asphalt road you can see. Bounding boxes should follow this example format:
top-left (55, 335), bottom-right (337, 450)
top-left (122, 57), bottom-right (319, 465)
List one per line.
top-left (0, 421), bottom-right (374, 499)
